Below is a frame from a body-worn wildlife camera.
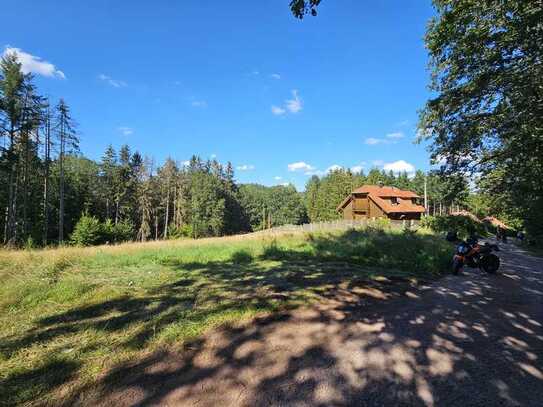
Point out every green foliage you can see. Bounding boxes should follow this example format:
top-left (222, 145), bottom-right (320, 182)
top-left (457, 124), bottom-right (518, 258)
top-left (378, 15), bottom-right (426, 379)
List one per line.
top-left (421, 0), bottom-right (543, 238)
top-left (238, 183), bottom-right (307, 231)
top-left (168, 224), bottom-right (193, 239)
top-left (70, 214), bottom-right (103, 246)
top-left (304, 167), bottom-right (469, 223)
top-left (0, 229), bottom-right (449, 404)
top-left (420, 215), bottom-right (486, 239)
top-left (290, 0), bottom-right (322, 18)
top-left (111, 219), bottom-right (135, 243)
top-left (70, 216), bottom-right (134, 246)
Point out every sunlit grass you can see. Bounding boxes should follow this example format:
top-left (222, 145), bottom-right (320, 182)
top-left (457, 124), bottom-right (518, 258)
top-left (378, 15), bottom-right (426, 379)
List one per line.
top-left (0, 227), bottom-right (451, 405)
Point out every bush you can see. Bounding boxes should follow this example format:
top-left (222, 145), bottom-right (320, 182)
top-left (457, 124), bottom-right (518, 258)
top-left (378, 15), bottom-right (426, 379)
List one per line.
top-left (112, 219), bottom-right (134, 243)
top-left (71, 216), bottom-right (134, 246)
top-left (168, 224), bottom-right (193, 239)
top-left (70, 215), bottom-right (103, 246)
top-left (420, 215), bottom-right (486, 239)
top-left (101, 219), bottom-right (115, 243)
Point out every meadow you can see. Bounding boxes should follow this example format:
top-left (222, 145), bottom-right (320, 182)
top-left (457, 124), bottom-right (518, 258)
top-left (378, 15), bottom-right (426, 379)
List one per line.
top-left (0, 227), bottom-right (451, 405)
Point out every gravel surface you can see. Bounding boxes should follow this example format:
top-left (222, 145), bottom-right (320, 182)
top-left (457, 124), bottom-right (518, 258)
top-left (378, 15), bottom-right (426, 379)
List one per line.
top-left (77, 240), bottom-right (543, 407)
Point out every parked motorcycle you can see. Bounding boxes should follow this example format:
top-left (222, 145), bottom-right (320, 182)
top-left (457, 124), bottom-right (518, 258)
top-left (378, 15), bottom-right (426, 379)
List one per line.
top-left (451, 236), bottom-right (501, 275)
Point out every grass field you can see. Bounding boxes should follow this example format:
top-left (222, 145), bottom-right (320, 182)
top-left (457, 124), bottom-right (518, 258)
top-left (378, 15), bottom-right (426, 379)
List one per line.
top-left (0, 227), bottom-right (451, 406)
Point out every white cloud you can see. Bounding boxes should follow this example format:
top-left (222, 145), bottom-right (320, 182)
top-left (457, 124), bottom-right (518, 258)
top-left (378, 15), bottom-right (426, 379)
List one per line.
top-left (286, 90), bottom-right (302, 113)
top-left (182, 160), bottom-right (190, 166)
top-left (271, 105), bottom-right (286, 116)
top-left (383, 160), bottom-right (415, 174)
top-left (397, 120), bottom-right (410, 127)
top-left (372, 160), bottom-right (385, 166)
top-left (272, 90), bottom-right (303, 116)
top-left (288, 161), bottom-right (315, 172)
top-left (270, 73), bottom-right (281, 80)
top-left (365, 132), bottom-right (404, 145)
top-left (236, 164), bottom-right (255, 171)
top-left (351, 165), bottom-right (364, 174)
top-left (191, 100), bottom-right (207, 108)
top-left (98, 74), bottom-right (127, 88)
top-left (279, 182), bottom-right (290, 187)
top-left (4, 46), bottom-right (65, 79)
top-left (210, 153), bottom-right (217, 159)
top-left (305, 170), bottom-right (325, 176)
top-left (326, 164), bottom-right (343, 173)
top-left (365, 137), bottom-right (388, 145)
top-left (117, 126), bottom-right (133, 136)
top-left (274, 176), bottom-right (283, 180)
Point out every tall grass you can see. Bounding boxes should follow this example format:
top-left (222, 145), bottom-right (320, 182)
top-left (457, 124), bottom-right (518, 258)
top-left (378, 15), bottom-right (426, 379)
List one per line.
top-left (0, 227), bottom-right (451, 405)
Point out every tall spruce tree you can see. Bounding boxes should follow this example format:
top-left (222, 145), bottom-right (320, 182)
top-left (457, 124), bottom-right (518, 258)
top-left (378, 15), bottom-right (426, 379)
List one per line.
top-left (55, 99), bottom-right (78, 243)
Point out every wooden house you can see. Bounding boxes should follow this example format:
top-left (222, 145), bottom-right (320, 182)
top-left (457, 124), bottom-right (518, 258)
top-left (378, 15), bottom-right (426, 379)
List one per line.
top-left (337, 185), bottom-right (426, 221)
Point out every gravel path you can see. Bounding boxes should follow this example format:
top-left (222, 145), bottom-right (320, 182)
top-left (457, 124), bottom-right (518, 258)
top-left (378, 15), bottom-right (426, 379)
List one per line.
top-left (82, 240), bottom-right (543, 407)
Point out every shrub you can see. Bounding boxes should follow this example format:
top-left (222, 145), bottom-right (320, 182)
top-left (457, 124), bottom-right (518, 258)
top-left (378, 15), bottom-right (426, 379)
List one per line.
top-left (70, 215), bottom-right (103, 246)
top-left (420, 215), bottom-right (486, 238)
top-left (101, 219), bottom-right (115, 243)
top-left (71, 216), bottom-right (134, 246)
top-left (168, 224), bottom-right (193, 239)
top-left (112, 219), bottom-right (134, 243)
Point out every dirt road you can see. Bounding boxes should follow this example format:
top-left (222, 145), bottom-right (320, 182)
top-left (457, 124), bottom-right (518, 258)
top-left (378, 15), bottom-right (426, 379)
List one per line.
top-left (81, 241), bottom-right (543, 406)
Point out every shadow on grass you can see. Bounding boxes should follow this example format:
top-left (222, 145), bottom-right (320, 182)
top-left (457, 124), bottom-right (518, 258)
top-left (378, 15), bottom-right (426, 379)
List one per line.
top-left (0, 229), bottom-right (452, 405)
top-left (59, 242), bottom-right (543, 407)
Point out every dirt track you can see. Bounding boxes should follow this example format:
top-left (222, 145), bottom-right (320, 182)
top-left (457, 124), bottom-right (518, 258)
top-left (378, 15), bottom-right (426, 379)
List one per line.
top-left (79, 240), bottom-right (543, 406)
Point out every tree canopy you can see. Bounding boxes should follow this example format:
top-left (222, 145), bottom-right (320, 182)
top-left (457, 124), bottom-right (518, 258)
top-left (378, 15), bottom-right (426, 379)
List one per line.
top-left (420, 0), bottom-right (543, 237)
top-left (290, 0), bottom-right (322, 18)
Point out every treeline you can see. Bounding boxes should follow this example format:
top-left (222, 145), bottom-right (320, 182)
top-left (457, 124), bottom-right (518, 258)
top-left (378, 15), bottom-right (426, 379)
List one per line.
top-left (0, 53), bottom-right (79, 247)
top-left (304, 168), bottom-right (468, 223)
top-left (0, 50), bottom-right (470, 248)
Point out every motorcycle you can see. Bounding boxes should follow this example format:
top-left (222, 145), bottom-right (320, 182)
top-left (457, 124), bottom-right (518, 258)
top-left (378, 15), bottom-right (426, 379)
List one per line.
top-left (451, 235), bottom-right (500, 275)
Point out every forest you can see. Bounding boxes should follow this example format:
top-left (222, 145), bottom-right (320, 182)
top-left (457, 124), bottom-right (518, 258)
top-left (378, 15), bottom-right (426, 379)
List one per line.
top-left (0, 50), bottom-right (524, 248)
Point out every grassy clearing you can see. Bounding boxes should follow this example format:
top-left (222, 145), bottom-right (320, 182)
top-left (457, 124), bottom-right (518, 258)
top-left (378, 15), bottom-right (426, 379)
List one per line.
top-left (0, 227), bottom-right (451, 406)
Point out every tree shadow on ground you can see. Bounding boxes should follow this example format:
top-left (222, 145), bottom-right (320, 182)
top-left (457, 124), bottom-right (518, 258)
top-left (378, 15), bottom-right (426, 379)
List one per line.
top-left (2, 233), bottom-right (541, 406)
top-left (65, 241), bottom-right (543, 406)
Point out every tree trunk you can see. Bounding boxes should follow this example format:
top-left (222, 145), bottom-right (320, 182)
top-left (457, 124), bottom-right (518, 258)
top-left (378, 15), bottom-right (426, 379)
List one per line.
top-left (163, 185), bottom-right (170, 239)
top-left (59, 124), bottom-right (65, 243)
top-left (42, 112), bottom-right (51, 245)
top-left (5, 125), bottom-right (18, 246)
top-left (154, 210), bottom-right (159, 240)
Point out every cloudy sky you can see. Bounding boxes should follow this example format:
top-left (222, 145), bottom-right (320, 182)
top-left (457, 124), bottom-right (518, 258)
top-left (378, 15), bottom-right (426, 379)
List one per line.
top-left (2, 0), bottom-right (436, 190)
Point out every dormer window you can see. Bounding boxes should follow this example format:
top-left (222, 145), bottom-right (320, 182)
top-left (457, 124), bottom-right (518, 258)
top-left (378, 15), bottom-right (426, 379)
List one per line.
top-left (391, 197), bottom-right (399, 205)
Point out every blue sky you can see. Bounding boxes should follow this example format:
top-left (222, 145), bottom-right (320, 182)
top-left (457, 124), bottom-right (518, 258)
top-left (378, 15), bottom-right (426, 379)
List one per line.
top-left (2, 0), bottom-right (436, 191)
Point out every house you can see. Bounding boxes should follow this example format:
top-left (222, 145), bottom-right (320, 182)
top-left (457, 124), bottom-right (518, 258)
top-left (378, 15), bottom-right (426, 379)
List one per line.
top-left (337, 185), bottom-right (426, 221)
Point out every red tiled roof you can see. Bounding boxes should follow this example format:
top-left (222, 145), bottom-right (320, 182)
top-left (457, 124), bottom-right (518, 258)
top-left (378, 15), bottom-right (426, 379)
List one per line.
top-left (370, 195), bottom-right (426, 214)
top-left (353, 185), bottom-right (420, 198)
top-left (337, 185), bottom-right (425, 214)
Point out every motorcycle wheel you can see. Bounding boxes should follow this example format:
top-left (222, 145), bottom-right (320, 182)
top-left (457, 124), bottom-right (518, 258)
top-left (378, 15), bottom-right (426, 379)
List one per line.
top-left (481, 254), bottom-right (500, 274)
top-left (452, 258), bottom-right (463, 275)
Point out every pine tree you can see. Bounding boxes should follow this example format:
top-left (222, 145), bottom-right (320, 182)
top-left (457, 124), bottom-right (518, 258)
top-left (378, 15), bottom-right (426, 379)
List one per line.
top-left (55, 99), bottom-right (78, 243)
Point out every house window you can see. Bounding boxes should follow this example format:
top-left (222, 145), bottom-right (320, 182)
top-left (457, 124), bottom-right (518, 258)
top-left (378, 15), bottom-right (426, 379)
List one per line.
top-left (391, 197), bottom-right (399, 205)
